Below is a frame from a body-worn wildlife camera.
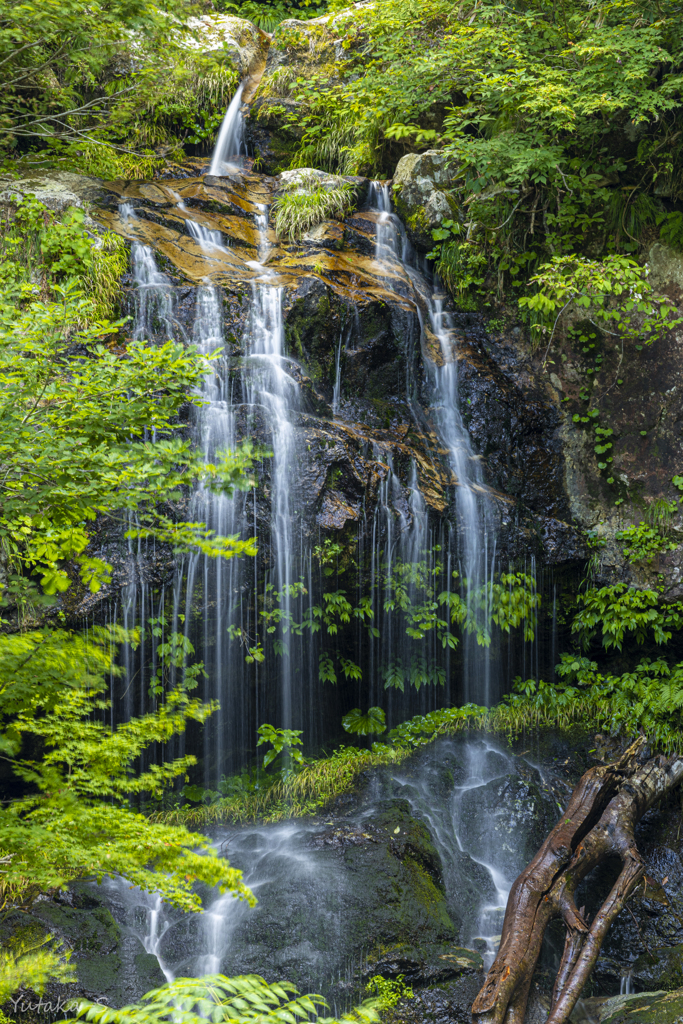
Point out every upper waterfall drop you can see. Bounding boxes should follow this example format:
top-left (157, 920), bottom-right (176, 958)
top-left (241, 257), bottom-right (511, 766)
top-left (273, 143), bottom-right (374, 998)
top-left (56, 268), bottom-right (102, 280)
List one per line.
top-left (209, 82), bottom-right (246, 175)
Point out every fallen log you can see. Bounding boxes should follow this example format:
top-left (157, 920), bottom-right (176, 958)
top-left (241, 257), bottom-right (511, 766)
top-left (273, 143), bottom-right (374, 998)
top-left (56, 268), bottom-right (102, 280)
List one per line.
top-left (471, 738), bottom-right (683, 1024)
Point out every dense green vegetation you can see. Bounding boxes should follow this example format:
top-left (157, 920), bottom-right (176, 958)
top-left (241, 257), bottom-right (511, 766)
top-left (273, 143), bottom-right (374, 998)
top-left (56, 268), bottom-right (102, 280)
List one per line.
top-left (0, 0), bottom-right (325, 177)
top-left (69, 973), bottom-right (379, 1024)
top-left (277, 0), bottom-right (683, 298)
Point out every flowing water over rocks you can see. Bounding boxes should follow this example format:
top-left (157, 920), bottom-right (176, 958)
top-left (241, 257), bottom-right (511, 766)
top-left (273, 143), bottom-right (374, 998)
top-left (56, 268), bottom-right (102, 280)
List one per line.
top-left (87, 128), bottom-right (585, 772)
top-left (82, 738), bottom-right (563, 1015)
top-left (13, 730), bottom-right (683, 1022)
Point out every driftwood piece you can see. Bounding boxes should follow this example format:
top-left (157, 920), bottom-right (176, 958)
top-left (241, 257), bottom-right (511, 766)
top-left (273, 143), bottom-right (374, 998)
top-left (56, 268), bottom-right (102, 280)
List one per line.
top-left (471, 740), bottom-right (683, 1024)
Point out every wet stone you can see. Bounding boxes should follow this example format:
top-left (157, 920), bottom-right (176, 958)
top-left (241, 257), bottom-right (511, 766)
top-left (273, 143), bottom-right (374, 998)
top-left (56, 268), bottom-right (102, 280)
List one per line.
top-left (597, 989), bottom-right (683, 1024)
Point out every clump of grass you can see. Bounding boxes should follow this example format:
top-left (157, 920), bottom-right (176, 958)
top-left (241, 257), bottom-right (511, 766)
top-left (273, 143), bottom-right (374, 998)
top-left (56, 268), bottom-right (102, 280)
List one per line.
top-left (152, 746), bottom-right (413, 828)
top-left (256, 65), bottom-right (298, 100)
top-left (88, 231), bottom-right (128, 320)
top-left (272, 174), bottom-right (356, 240)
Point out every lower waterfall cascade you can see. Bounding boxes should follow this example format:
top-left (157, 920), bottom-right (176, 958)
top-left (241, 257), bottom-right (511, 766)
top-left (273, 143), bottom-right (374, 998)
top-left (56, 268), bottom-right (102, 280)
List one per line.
top-left (102, 736), bottom-right (563, 1002)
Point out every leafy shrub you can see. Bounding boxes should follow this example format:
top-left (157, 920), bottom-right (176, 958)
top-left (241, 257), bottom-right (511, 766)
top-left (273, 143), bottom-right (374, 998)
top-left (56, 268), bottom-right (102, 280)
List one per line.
top-left (257, 723), bottom-right (305, 768)
top-left (219, 1), bottom-right (326, 31)
top-left (365, 975), bottom-right (413, 1012)
top-left (657, 211), bottom-right (683, 250)
top-left (508, 655), bottom-right (683, 754)
top-left (615, 520), bottom-right (677, 565)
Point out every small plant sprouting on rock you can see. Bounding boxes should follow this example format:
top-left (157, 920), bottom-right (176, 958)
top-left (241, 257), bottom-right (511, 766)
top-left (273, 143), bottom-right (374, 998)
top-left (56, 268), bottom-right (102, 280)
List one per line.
top-left (364, 975), bottom-right (414, 1012)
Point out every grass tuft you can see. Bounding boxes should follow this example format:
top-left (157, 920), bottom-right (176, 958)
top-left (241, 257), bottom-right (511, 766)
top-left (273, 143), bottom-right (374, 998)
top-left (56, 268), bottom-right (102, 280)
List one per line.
top-left (271, 174), bottom-right (356, 240)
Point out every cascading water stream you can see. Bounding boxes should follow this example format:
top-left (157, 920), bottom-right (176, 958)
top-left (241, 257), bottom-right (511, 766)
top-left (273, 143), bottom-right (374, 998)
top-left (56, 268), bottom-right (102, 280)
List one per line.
top-left (242, 279), bottom-right (300, 727)
top-left (368, 182), bottom-right (497, 704)
top-left (103, 100), bottom-right (568, 1007)
top-left (120, 204), bottom-right (177, 342)
top-left (209, 82), bottom-right (246, 175)
top-left (103, 738), bottom-right (537, 990)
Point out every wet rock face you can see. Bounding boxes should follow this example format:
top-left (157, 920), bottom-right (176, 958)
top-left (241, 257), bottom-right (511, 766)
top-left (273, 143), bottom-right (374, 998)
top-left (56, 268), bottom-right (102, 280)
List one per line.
top-left (154, 798), bottom-right (460, 1001)
top-left (452, 322), bottom-right (573, 522)
top-left (531, 271), bottom-right (683, 594)
top-left (632, 944), bottom-right (683, 992)
top-left (589, 801), bottom-right (683, 994)
top-left (383, 975), bottom-right (485, 1024)
top-left (85, 166), bottom-right (584, 619)
top-left (457, 766), bottom-right (560, 882)
top-left (2, 884), bottom-right (166, 1017)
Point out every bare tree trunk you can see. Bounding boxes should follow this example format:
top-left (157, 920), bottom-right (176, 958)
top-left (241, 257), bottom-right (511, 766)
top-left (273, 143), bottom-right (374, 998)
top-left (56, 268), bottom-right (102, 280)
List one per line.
top-left (471, 740), bottom-right (683, 1024)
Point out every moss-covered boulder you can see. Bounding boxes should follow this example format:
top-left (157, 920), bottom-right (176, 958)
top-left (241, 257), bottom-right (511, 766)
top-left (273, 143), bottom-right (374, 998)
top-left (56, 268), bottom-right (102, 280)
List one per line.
top-left (2, 884), bottom-right (166, 1019)
top-left (247, 7), bottom-right (371, 174)
top-left (0, 171), bottom-right (108, 215)
top-left (392, 150), bottom-right (457, 251)
top-left (647, 241), bottom-right (683, 306)
top-left (154, 799), bottom-right (457, 1003)
top-left (598, 988), bottom-right (683, 1023)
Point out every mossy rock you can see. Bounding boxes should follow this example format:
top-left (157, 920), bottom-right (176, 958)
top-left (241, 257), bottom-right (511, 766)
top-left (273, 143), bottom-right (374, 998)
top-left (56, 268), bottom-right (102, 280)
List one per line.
top-left (365, 942), bottom-right (482, 985)
top-left (599, 988), bottom-right (683, 1023)
top-left (2, 886), bottom-right (166, 1018)
top-left (153, 798), bottom-right (457, 1002)
top-left (381, 973), bottom-right (485, 1024)
top-left (392, 150), bottom-right (456, 250)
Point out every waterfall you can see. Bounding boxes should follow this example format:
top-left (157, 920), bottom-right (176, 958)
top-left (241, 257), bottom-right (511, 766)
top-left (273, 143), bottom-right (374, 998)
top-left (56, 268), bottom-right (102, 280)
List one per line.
top-left (209, 82), bottom-right (246, 176)
top-left (243, 280), bottom-right (300, 726)
top-left (92, 112), bottom-right (582, 1012)
top-left (368, 181), bottom-right (497, 705)
top-left (620, 971), bottom-right (634, 995)
top-left (188, 220), bottom-right (224, 249)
